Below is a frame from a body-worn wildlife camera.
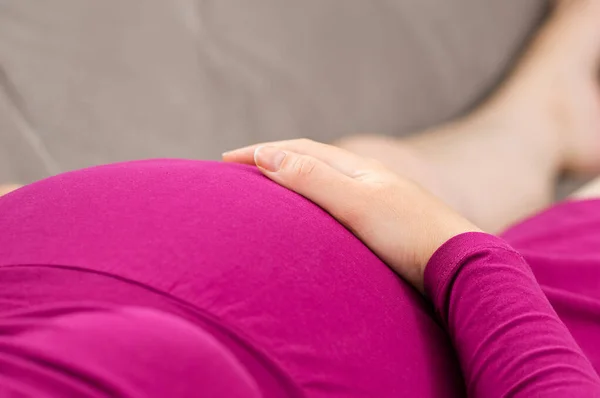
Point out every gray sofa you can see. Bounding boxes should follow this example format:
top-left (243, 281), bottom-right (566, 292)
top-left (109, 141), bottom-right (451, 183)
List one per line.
top-left (0, 0), bottom-right (546, 184)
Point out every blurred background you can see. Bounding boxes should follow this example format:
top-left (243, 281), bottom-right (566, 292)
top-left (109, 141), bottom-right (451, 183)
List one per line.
top-left (0, 0), bottom-right (546, 184)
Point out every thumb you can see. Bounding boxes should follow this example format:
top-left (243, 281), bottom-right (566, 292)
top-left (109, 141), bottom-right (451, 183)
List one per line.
top-left (253, 146), bottom-right (362, 221)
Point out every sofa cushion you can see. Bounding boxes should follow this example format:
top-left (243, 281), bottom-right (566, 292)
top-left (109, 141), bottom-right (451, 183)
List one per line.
top-left (0, 0), bottom-right (545, 181)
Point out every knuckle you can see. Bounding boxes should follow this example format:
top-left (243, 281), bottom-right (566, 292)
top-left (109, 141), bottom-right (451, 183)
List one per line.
top-left (286, 155), bottom-right (318, 179)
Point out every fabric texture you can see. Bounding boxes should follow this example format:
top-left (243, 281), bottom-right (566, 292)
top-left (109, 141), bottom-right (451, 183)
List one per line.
top-left (0, 160), bottom-right (463, 397)
top-left (426, 232), bottom-right (600, 397)
top-left (0, 305), bottom-right (263, 397)
top-left (0, 160), bottom-right (599, 396)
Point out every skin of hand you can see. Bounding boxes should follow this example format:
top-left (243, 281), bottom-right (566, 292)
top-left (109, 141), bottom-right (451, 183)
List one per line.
top-left (0, 185), bottom-right (21, 196)
top-left (223, 139), bottom-right (481, 293)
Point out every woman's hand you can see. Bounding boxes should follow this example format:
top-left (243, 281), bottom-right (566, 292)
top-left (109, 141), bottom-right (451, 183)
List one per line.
top-left (223, 139), bottom-right (480, 293)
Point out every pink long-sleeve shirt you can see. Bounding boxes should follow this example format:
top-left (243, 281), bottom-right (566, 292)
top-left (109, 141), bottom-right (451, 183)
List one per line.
top-left (0, 160), bottom-right (599, 397)
top-left (426, 232), bottom-right (600, 397)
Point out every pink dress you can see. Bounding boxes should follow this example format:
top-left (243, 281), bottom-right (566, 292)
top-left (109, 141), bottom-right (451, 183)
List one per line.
top-left (0, 159), bottom-right (598, 397)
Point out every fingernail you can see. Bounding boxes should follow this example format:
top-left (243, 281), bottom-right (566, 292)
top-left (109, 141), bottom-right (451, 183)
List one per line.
top-left (254, 146), bottom-right (286, 172)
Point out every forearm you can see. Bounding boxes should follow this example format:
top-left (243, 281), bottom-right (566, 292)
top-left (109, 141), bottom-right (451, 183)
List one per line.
top-left (425, 232), bottom-right (600, 397)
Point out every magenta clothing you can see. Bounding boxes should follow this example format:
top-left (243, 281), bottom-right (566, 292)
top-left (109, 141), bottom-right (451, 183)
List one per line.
top-left (0, 160), bottom-right (598, 397)
top-left (426, 233), bottom-right (600, 396)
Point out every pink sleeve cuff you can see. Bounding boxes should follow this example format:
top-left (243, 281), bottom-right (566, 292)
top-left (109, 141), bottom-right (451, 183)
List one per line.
top-left (424, 232), bottom-right (519, 323)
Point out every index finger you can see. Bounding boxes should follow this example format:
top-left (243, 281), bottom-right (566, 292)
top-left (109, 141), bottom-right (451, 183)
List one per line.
top-left (223, 139), bottom-right (379, 177)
